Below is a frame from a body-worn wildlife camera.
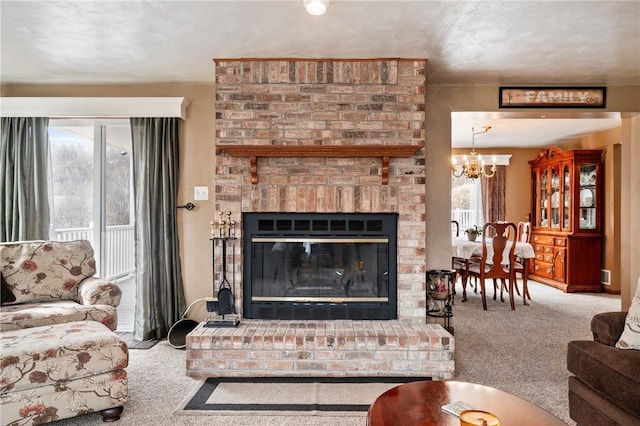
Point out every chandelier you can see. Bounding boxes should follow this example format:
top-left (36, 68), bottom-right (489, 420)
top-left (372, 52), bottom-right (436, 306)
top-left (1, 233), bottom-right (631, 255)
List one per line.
top-left (451, 126), bottom-right (497, 180)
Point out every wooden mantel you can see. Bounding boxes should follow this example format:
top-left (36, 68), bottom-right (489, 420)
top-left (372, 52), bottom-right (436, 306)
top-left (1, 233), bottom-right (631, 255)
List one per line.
top-left (216, 144), bottom-right (423, 184)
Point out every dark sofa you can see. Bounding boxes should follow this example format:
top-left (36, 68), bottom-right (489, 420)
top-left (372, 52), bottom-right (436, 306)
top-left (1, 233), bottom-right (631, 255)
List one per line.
top-left (567, 311), bottom-right (640, 426)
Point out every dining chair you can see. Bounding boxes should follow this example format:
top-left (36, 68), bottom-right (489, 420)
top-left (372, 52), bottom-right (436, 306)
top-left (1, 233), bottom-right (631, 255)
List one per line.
top-left (516, 221), bottom-right (532, 244)
top-left (452, 257), bottom-right (471, 303)
top-left (467, 222), bottom-right (518, 310)
top-left (514, 221), bottom-right (533, 305)
top-left (451, 220), bottom-right (471, 302)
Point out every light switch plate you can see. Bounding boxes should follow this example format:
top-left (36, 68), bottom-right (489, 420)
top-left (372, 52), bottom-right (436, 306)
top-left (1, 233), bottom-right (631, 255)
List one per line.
top-left (194, 186), bottom-right (208, 200)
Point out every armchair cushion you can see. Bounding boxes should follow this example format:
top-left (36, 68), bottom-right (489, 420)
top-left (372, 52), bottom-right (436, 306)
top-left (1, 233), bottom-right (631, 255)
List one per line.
top-left (0, 240), bottom-right (96, 304)
top-left (0, 300), bottom-right (118, 332)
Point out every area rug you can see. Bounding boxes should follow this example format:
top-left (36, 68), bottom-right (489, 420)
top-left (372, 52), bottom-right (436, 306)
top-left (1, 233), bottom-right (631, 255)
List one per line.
top-left (175, 376), bottom-right (431, 417)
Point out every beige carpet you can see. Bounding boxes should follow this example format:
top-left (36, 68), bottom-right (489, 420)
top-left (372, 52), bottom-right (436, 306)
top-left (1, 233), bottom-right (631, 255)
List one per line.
top-left (52, 280), bottom-right (620, 426)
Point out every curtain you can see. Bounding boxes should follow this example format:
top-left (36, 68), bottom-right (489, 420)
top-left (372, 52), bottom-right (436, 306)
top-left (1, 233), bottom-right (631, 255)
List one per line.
top-left (130, 117), bottom-right (185, 341)
top-left (481, 165), bottom-right (506, 224)
top-left (0, 117), bottom-right (50, 242)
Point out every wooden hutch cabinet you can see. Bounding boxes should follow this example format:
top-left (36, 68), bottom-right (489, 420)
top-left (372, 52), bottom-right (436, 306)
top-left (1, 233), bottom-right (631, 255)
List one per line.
top-left (528, 146), bottom-right (603, 292)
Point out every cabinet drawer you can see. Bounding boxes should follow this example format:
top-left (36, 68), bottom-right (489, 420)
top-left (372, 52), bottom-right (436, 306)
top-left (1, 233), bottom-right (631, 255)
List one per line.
top-left (533, 261), bottom-right (554, 279)
top-left (533, 235), bottom-right (555, 245)
top-left (555, 238), bottom-right (566, 247)
top-left (534, 244), bottom-right (552, 253)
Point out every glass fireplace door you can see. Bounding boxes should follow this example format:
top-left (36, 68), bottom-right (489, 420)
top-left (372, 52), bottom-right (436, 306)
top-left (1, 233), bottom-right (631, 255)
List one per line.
top-left (251, 238), bottom-right (389, 302)
top-left (243, 212), bottom-right (397, 320)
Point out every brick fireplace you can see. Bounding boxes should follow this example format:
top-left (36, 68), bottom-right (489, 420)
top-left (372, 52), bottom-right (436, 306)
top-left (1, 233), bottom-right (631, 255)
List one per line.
top-left (185, 59), bottom-right (454, 379)
top-left (212, 59), bottom-right (428, 322)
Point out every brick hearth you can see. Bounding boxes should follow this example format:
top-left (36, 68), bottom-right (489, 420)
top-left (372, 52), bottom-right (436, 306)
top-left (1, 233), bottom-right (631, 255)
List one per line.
top-left (186, 320), bottom-right (454, 379)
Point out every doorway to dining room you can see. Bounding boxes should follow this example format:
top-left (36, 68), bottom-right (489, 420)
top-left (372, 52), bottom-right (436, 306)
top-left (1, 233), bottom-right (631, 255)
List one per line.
top-left (448, 111), bottom-right (625, 295)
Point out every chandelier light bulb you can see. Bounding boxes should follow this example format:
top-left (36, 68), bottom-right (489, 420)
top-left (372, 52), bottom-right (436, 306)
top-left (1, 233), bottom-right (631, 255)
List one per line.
top-left (304, 0), bottom-right (328, 15)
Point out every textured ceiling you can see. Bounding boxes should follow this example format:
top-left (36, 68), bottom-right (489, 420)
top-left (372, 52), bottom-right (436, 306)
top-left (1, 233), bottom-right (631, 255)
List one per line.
top-left (1, 0), bottom-right (638, 147)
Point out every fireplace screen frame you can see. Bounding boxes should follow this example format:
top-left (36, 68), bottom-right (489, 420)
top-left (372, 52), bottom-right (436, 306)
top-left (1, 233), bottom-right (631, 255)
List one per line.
top-left (242, 212), bottom-right (398, 320)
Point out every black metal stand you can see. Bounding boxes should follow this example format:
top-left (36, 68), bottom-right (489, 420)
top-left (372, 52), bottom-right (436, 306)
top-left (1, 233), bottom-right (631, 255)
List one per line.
top-left (206, 236), bottom-right (240, 327)
top-left (426, 269), bottom-right (455, 332)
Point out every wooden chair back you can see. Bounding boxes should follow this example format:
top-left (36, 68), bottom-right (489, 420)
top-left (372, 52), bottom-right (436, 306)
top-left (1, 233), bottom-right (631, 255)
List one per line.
top-left (467, 221), bottom-right (518, 310)
top-left (451, 220), bottom-right (460, 237)
top-left (480, 222), bottom-right (517, 281)
top-left (517, 221), bottom-right (533, 244)
top-left (514, 221), bottom-right (533, 306)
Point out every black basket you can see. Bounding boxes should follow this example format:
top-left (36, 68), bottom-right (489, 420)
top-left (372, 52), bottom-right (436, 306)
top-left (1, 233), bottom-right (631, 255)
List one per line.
top-left (167, 318), bottom-right (199, 349)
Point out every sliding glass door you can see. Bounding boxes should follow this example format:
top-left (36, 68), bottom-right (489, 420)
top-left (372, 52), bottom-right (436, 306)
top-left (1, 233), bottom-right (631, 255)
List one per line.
top-left (48, 119), bottom-right (134, 279)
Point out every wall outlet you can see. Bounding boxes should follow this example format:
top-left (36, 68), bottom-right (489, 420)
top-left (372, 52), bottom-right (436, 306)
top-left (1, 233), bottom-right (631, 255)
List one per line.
top-left (194, 186), bottom-right (208, 200)
top-left (601, 269), bottom-right (611, 286)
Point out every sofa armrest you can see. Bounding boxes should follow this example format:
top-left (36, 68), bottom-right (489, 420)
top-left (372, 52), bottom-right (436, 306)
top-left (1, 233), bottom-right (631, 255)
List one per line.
top-left (591, 311), bottom-right (628, 346)
top-left (77, 277), bottom-right (122, 307)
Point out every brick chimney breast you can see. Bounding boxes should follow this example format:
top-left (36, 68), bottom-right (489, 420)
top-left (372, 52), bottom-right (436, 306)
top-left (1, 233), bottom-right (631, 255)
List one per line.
top-left (213, 59), bottom-right (427, 322)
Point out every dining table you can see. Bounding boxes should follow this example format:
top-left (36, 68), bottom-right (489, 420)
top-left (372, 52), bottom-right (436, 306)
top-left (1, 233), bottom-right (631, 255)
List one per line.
top-left (451, 236), bottom-right (535, 262)
top-left (451, 236), bottom-right (535, 305)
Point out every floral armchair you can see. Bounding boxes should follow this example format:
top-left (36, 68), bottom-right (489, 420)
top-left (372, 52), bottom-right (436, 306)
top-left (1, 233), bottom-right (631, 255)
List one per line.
top-left (0, 240), bottom-right (122, 332)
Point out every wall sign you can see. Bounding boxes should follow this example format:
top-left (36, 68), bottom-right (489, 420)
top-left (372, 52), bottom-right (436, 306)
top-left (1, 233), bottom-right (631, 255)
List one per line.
top-left (499, 87), bottom-right (606, 108)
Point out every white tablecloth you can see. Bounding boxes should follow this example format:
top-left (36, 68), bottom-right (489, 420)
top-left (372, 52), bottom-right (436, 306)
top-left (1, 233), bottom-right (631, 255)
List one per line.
top-left (452, 236), bottom-right (535, 260)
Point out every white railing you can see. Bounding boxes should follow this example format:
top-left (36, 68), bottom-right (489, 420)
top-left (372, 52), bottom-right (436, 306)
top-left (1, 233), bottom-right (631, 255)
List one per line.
top-left (53, 225), bottom-right (135, 279)
top-left (451, 209), bottom-right (478, 233)
top-left (102, 225), bottom-right (135, 279)
top-left (55, 227), bottom-right (92, 241)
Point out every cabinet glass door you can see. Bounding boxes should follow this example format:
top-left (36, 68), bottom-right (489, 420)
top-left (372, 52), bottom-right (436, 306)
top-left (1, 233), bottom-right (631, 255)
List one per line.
top-left (578, 163), bottom-right (597, 229)
top-left (563, 164), bottom-right (570, 229)
top-left (550, 167), bottom-right (560, 229)
top-left (540, 169), bottom-right (548, 227)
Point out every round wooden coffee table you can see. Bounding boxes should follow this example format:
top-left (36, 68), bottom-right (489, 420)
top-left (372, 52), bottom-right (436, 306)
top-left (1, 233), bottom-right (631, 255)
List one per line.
top-left (367, 380), bottom-right (565, 426)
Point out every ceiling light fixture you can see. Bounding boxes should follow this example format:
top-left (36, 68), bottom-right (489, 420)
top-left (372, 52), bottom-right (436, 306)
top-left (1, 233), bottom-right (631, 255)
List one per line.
top-left (451, 126), bottom-right (497, 180)
top-left (304, 0), bottom-right (328, 15)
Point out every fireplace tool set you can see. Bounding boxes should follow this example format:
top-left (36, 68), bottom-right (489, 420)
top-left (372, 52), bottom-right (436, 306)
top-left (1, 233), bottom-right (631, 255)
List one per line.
top-left (206, 211), bottom-right (240, 327)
